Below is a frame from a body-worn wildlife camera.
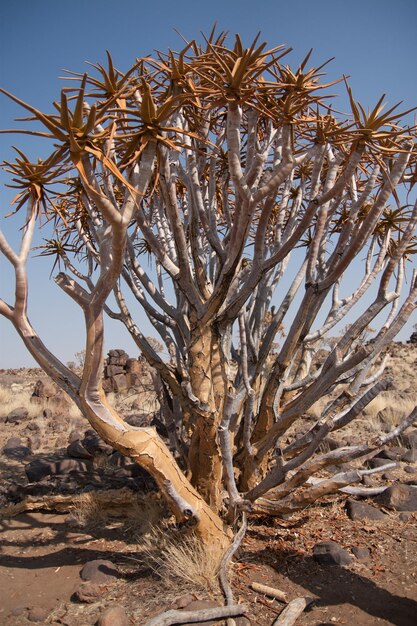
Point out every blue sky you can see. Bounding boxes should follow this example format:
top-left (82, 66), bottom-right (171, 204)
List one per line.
top-left (1, 0), bottom-right (416, 367)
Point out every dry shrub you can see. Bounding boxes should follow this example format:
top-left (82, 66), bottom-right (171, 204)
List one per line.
top-left (0, 384), bottom-right (81, 421)
top-left (140, 529), bottom-right (224, 596)
top-left (72, 488), bottom-right (164, 534)
top-left (364, 392), bottom-right (416, 426)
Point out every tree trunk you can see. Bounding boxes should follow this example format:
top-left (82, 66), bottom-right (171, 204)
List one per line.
top-left (187, 323), bottom-right (225, 511)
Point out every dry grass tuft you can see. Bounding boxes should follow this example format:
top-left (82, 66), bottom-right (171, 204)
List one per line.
top-left (139, 529), bottom-right (224, 597)
top-left (0, 384), bottom-right (82, 421)
top-left (72, 489), bottom-right (164, 533)
top-left (364, 392), bottom-right (416, 426)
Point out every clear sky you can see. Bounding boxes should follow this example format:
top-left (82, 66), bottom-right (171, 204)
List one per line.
top-left (1, 0), bottom-right (416, 368)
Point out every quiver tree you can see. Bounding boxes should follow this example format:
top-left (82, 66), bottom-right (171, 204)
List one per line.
top-left (1, 31), bottom-right (417, 544)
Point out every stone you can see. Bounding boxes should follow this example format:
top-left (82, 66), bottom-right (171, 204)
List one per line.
top-left (362, 476), bottom-right (375, 486)
top-left (403, 429), bottom-right (417, 449)
top-left (68, 430), bottom-right (83, 443)
top-left (67, 440), bottom-right (93, 460)
top-left (366, 457), bottom-right (398, 469)
top-left (375, 483), bottom-right (417, 511)
top-left (32, 379), bottom-right (58, 399)
top-left (105, 364), bottom-right (125, 377)
top-left (399, 512), bottom-right (413, 522)
top-left (42, 408), bottom-right (53, 418)
top-left (51, 458), bottom-right (93, 475)
top-left (6, 407), bottom-right (29, 424)
top-left (80, 560), bottom-right (119, 584)
top-left (97, 605), bottom-right (129, 626)
top-left (73, 582), bottom-right (106, 603)
top-left (313, 541), bottom-right (352, 566)
top-left (404, 466), bottom-right (417, 474)
top-left (28, 607), bottom-right (50, 622)
top-left (112, 373), bottom-right (128, 392)
top-left (379, 446), bottom-right (407, 461)
top-left (181, 600), bottom-right (221, 626)
top-left (26, 421), bottom-right (41, 432)
top-left (83, 432), bottom-right (113, 456)
top-left (124, 414), bottom-right (147, 427)
top-left (25, 459), bottom-right (52, 482)
top-left (351, 546), bottom-right (371, 561)
top-left (346, 499), bottom-right (387, 521)
top-left (172, 593), bottom-right (197, 609)
top-left (126, 358), bottom-right (141, 374)
top-left (403, 449), bottom-right (417, 463)
top-left (9, 607), bottom-right (26, 617)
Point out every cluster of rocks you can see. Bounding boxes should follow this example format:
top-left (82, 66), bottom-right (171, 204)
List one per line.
top-left (2, 426), bottom-right (155, 506)
top-left (102, 349), bottom-right (147, 394)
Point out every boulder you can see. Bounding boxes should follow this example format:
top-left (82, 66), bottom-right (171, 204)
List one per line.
top-left (67, 440), bottom-right (93, 460)
top-left (6, 407), bottom-right (29, 424)
top-left (28, 607), bottom-right (50, 623)
top-left (32, 379), bottom-right (58, 399)
top-left (403, 429), bottom-right (417, 449)
top-left (83, 432), bottom-right (113, 456)
top-left (403, 449), bottom-right (417, 463)
top-left (73, 582), bottom-right (106, 604)
top-left (379, 446), bottom-right (408, 461)
top-left (351, 546), bottom-right (371, 561)
top-left (313, 541), bottom-right (352, 566)
top-left (97, 605), bottom-right (129, 626)
top-left (346, 499), bottom-right (387, 521)
top-left (375, 483), bottom-right (417, 511)
top-left (181, 600), bottom-right (221, 626)
top-left (112, 373), bottom-right (128, 392)
top-left (25, 459), bottom-right (52, 482)
top-left (3, 437), bottom-right (31, 459)
top-left (52, 458), bottom-right (93, 475)
top-left (80, 560), bottom-right (119, 584)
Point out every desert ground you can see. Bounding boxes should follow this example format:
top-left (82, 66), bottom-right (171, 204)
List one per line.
top-left (0, 342), bottom-right (416, 625)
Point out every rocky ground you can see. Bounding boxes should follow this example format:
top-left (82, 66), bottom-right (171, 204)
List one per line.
top-left (0, 344), bottom-right (416, 625)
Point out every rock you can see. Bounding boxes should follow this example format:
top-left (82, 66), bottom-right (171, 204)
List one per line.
top-left (403, 449), bottom-right (417, 463)
top-left (313, 541), bottom-right (352, 566)
top-left (181, 600), bottom-right (222, 626)
top-left (9, 606), bottom-right (26, 617)
top-left (363, 476), bottom-right (375, 486)
top-left (105, 364), bottom-right (125, 377)
top-left (42, 408), bottom-right (53, 418)
top-left (28, 607), bottom-right (50, 622)
top-left (112, 373), bottom-right (128, 392)
top-left (351, 546), bottom-right (371, 561)
top-left (379, 446), bottom-right (407, 461)
top-left (32, 379), bottom-right (58, 399)
top-left (27, 435), bottom-right (41, 451)
top-left (97, 605), bottom-right (129, 626)
top-left (403, 429), bottom-right (417, 449)
top-left (73, 582), bottom-right (106, 603)
top-left (399, 512), bottom-right (413, 522)
top-left (25, 459), bottom-right (52, 482)
top-left (404, 466), bottom-right (417, 474)
top-left (67, 440), bottom-right (93, 460)
top-left (83, 432), bottom-right (113, 456)
top-left (172, 593), bottom-right (197, 609)
top-left (346, 499), bottom-right (387, 521)
top-left (383, 471), bottom-right (398, 480)
top-left (3, 437), bottom-right (31, 459)
top-left (126, 358), bottom-right (141, 374)
top-left (366, 457), bottom-right (395, 469)
top-left (68, 430), bottom-right (82, 443)
top-left (51, 458), bottom-right (93, 475)
top-left (6, 407), bottom-right (29, 424)
top-left (375, 483), bottom-right (417, 511)
top-left (80, 560), bottom-right (119, 584)
top-left (124, 414), bottom-right (148, 427)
